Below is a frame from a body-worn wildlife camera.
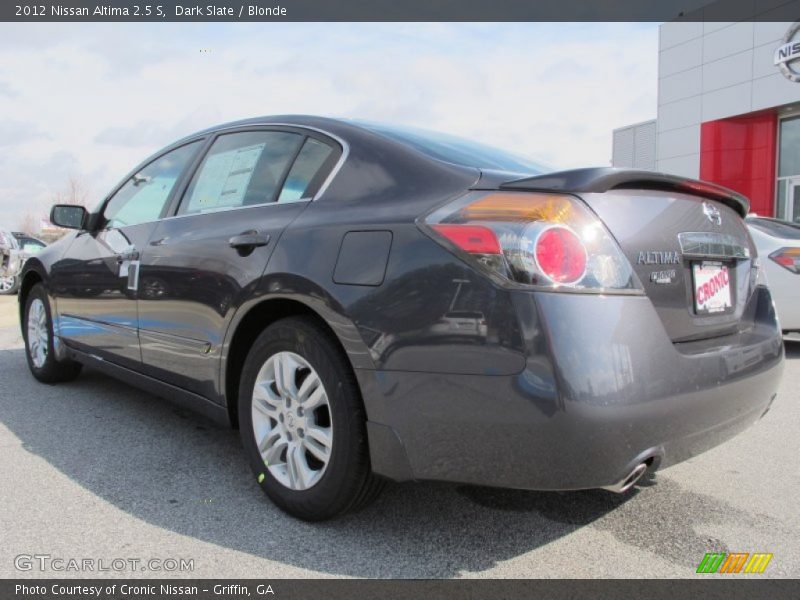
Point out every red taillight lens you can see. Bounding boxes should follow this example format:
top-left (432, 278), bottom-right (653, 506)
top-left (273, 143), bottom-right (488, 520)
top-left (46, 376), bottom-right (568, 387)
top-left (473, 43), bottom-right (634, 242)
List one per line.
top-left (431, 224), bottom-right (501, 255)
top-left (769, 248), bottom-right (800, 273)
top-left (534, 226), bottom-right (587, 284)
top-left (422, 191), bottom-right (639, 292)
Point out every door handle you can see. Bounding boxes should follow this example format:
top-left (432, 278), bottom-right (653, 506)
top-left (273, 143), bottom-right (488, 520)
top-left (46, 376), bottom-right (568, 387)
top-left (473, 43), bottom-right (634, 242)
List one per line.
top-left (229, 232), bottom-right (270, 249)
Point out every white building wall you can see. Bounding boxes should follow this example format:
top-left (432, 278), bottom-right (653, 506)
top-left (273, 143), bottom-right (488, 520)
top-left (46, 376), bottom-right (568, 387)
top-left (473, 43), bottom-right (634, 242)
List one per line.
top-left (612, 121), bottom-right (657, 170)
top-left (651, 12), bottom-right (800, 178)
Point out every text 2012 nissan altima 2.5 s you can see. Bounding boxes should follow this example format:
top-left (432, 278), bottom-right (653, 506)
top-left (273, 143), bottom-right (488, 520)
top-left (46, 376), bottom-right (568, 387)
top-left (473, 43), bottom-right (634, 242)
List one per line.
top-left (19, 116), bottom-right (784, 520)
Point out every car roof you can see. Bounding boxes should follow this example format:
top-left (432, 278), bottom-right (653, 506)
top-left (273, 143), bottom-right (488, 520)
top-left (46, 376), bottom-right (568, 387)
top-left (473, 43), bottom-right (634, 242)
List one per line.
top-left (168, 115), bottom-right (548, 177)
top-left (174, 115), bottom-right (366, 145)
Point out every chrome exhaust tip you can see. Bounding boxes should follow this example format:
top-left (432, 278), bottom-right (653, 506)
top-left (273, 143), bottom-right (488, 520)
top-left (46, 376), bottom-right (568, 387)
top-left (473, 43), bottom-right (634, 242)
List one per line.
top-left (600, 462), bottom-right (648, 494)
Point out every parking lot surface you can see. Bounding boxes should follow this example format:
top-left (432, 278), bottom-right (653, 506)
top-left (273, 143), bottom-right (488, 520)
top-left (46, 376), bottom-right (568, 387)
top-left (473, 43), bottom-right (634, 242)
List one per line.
top-left (0, 294), bottom-right (798, 578)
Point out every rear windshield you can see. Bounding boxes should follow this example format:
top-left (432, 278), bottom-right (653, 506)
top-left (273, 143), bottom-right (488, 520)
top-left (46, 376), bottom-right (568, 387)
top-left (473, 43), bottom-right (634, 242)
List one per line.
top-left (356, 121), bottom-right (550, 174)
top-left (747, 217), bottom-right (800, 240)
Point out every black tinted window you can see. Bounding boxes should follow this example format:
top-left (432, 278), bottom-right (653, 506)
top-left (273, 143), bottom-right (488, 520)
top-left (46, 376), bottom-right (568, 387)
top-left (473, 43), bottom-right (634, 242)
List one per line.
top-left (357, 121), bottom-right (549, 174)
top-left (278, 138), bottom-right (335, 203)
top-left (179, 131), bottom-right (302, 215)
top-left (104, 141), bottom-right (201, 228)
top-left (748, 218), bottom-right (800, 240)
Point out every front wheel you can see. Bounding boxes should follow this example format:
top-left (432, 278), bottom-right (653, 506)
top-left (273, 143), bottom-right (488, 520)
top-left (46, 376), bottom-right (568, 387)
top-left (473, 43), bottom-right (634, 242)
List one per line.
top-left (238, 316), bottom-right (384, 521)
top-left (23, 283), bottom-right (82, 383)
top-left (0, 275), bottom-right (18, 295)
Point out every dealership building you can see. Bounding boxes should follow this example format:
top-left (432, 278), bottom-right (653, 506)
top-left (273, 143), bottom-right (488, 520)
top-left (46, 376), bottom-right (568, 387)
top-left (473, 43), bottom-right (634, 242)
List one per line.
top-left (612, 15), bottom-right (800, 222)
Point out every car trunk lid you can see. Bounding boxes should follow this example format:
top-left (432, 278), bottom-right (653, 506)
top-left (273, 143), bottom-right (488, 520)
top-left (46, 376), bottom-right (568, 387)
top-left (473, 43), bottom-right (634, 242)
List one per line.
top-left (492, 168), bottom-right (757, 342)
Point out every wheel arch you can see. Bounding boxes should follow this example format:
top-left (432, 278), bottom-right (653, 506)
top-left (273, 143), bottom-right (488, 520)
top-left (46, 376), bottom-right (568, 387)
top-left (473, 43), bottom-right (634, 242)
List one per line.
top-left (221, 292), bottom-right (373, 428)
top-left (17, 262), bottom-right (47, 332)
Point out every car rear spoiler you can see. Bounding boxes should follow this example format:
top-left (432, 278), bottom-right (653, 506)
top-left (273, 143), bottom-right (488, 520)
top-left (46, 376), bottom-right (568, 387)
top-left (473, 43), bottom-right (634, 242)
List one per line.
top-left (500, 168), bottom-right (749, 218)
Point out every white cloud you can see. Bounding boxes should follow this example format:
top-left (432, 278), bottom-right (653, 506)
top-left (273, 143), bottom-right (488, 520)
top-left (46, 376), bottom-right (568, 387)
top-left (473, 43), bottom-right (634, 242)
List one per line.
top-left (0, 22), bottom-right (658, 229)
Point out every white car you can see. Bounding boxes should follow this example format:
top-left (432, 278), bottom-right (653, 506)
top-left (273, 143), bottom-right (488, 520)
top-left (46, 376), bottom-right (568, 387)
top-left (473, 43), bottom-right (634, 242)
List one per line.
top-left (747, 217), bottom-right (800, 333)
top-left (0, 230), bottom-right (47, 294)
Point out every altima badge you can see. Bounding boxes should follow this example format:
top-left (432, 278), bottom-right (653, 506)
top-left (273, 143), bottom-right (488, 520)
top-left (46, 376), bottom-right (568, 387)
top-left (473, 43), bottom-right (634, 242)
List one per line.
top-left (637, 251), bottom-right (681, 265)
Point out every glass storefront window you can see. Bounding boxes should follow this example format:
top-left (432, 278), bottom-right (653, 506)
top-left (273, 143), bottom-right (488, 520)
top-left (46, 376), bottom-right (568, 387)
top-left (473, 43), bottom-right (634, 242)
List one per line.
top-left (777, 116), bottom-right (800, 222)
top-left (779, 116), bottom-right (800, 177)
top-left (792, 185), bottom-right (800, 223)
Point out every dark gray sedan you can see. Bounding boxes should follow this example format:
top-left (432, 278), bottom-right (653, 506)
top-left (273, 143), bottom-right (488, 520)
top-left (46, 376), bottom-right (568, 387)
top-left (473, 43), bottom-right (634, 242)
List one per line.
top-left (19, 116), bottom-right (783, 520)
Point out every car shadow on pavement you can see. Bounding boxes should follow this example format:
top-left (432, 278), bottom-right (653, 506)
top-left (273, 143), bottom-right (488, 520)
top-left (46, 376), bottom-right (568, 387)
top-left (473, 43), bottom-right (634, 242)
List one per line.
top-left (0, 346), bottom-right (792, 577)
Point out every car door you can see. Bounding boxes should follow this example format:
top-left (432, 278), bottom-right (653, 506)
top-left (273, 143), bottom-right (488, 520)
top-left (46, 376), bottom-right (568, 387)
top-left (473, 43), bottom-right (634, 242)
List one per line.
top-left (136, 128), bottom-right (341, 398)
top-left (53, 140), bottom-right (203, 367)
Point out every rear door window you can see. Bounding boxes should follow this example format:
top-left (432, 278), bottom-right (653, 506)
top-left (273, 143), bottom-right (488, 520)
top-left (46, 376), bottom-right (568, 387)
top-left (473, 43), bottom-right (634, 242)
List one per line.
top-left (278, 137), bottom-right (336, 203)
top-left (178, 131), bottom-right (303, 215)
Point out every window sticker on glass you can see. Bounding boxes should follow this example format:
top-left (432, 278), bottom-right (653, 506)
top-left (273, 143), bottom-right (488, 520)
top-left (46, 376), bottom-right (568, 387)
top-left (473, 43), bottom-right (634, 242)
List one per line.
top-left (191, 143), bottom-right (265, 211)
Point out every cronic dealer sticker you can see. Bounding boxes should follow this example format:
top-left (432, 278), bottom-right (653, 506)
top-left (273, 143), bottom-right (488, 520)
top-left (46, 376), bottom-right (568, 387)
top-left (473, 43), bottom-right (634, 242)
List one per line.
top-left (693, 262), bottom-right (732, 314)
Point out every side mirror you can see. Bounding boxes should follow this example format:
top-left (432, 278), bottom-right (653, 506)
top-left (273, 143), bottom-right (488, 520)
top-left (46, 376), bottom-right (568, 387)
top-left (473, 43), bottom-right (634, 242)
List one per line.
top-left (50, 204), bottom-right (88, 230)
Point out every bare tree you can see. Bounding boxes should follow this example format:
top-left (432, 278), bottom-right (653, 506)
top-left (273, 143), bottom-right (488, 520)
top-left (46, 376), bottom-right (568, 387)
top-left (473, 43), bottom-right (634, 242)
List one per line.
top-left (15, 212), bottom-right (39, 235)
top-left (52, 176), bottom-right (91, 207)
top-left (28, 175), bottom-right (95, 242)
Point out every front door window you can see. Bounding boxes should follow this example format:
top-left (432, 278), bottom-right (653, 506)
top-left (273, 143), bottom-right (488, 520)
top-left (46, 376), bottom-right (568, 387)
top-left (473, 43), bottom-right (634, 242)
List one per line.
top-left (102, 141), bottom-right (201, 229)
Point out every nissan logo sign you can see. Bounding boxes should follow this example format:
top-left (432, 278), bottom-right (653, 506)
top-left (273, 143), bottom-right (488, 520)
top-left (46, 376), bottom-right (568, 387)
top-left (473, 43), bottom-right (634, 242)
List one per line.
top-left (775, 21), bottom-right (800, 82)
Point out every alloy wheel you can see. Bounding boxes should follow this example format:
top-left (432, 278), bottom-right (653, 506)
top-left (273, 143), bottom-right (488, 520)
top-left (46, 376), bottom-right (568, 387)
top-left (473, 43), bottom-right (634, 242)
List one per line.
top-left (0, 276), bottom-right (15, 292)
top-left (27, 298), bottom-right (49, 368)
top-left (251, 351), bottom-right (333, 491)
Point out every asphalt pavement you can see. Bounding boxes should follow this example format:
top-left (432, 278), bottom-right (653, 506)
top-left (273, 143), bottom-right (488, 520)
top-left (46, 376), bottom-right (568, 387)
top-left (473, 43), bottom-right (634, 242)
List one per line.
top-left (0, 294), bottom-right (798, 578)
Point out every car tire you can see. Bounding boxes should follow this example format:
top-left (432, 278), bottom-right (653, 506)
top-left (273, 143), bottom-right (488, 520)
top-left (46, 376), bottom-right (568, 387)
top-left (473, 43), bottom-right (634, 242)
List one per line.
top-left (0, 275), bottom-right (19, 295)
top-left (238, 316), bottom-right (384, 521)
top-left (23, 283), bottom-right (82, 384)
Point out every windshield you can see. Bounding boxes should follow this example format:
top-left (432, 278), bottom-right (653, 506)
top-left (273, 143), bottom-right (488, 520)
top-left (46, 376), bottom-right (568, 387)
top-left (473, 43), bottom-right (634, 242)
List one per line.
top-left (356, 121), bottom-right (550, 174)
top-left (21, 240), bottom-right (45, 252)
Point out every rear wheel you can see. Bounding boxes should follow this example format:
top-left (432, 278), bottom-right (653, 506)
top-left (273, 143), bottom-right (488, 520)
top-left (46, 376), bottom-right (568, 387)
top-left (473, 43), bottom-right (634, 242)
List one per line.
top-left (0, 275), bottom-right (18, 295)
top-left (23, 283), bottom-right (82, 383)
top-left (238, 316), bottom-right (384, 521)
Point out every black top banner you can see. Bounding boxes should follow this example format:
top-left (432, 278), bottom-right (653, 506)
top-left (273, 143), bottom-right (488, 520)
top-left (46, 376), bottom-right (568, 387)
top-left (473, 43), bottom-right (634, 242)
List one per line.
top-left (2, 0), bottom-right (799, 22)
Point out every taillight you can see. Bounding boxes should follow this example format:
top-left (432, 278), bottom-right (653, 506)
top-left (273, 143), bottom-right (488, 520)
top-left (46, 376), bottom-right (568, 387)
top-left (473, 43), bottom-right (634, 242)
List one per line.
top-left (769, 247), bottom-right (800, 273)
top-left (431, 225), bottom-right (501, 255)
top-left (534, 226), bottom-right (587, 284)
top-left (422, 191), bottom-right (640, 292)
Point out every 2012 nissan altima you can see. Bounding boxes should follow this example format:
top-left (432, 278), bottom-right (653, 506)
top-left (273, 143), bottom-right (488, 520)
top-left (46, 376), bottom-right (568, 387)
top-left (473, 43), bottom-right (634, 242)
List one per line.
top-left (19, 116), bottom-right (784, 520)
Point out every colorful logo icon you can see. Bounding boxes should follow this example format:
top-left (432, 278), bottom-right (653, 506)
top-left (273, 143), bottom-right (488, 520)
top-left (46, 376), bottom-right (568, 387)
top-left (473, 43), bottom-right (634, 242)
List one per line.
top-left (696, 552), bottom-right (773, 574)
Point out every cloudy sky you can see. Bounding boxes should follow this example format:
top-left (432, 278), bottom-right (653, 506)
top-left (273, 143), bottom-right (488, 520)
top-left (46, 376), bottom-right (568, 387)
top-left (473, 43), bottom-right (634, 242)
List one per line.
top-left (0, 22), bottom-right (659, 230)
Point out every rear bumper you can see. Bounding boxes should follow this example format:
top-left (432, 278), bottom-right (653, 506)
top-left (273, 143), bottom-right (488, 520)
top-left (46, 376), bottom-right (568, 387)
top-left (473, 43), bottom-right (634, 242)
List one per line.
top-left (358, 285), bottom-right (783, 490)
